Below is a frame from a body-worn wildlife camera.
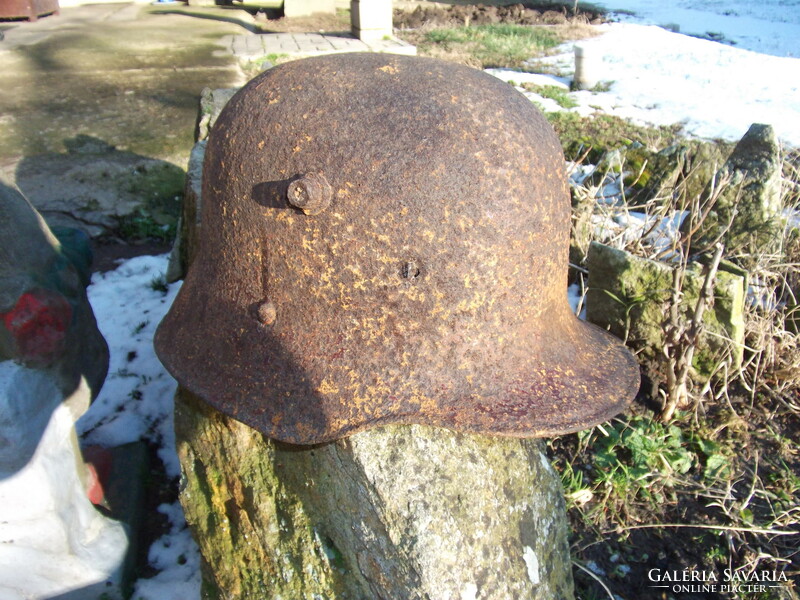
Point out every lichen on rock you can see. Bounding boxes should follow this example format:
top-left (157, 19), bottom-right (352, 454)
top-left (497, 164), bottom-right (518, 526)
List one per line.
top-left (175, 388), bottom-right (575, 600)
top-left (586, 241), bottom-right (745, 379)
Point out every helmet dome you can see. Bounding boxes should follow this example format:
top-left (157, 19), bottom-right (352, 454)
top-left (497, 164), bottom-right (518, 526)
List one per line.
top-left (155, 52), bottom-right (639, 444)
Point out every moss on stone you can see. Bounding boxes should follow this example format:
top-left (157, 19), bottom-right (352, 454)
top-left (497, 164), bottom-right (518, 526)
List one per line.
top-left (175, 390), bottom-right (350, 599)
top-left (586, 242), bottom-right (745, 379)
top-left (174, 389), bottom-right (575, 599)
top-left (546, 112), bottom-right (684, 163)
top-left (681, 125), bottom-right (784, 259)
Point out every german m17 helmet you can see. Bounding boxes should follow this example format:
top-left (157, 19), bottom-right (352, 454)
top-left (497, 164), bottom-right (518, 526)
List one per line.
top-left (155, 52), bottom-right (639, 444)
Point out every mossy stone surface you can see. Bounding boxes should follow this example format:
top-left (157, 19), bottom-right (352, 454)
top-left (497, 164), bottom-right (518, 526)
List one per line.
top-left (682, 124), bottom-right (784, 257)
top-left (175, 388), bottom-right (575, 600)
top-left (586, 242), bottom-right (745, 378)
top-left (636, 140), bottom-right (731, 204)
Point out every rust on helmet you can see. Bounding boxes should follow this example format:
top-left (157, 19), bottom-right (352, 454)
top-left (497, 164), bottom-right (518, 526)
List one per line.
top-left (155, 52), bottom-right (639, 445)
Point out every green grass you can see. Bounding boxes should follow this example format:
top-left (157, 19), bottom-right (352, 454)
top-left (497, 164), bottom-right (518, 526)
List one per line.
top-left (149, 274), bottom-right (169, 294)
top-left (521, 82), bottom-right (578, 108)
top-left (116, 209), bottom-right (177, 244)
top-left (263, 53), bottom-right (290, 65)
top-left (557, 415), bottom-right (732, 524)
top-left (423, 24), bottom-right (560, 68)
top-left (545, 111), bottom-right (685, 162)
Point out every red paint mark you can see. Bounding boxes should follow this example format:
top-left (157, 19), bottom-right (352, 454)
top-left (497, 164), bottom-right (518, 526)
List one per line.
top-left (82, 445), bottom-right (112, 507)
top-left (1, 289), bottom-right (72, 364)
top-left (85, 463), bottom-right (105, 506)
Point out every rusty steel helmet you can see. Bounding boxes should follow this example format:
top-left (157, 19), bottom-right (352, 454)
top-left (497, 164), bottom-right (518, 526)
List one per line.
top-left (155, 52), bottom-right (639, 445)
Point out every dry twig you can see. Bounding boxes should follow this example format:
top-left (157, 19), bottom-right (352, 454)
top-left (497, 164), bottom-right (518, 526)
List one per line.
top-left (660, 243), bottom-right (725, 421)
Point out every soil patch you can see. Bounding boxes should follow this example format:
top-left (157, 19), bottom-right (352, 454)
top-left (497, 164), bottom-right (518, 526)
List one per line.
top-left (92, 239), bottom-right (173, 273)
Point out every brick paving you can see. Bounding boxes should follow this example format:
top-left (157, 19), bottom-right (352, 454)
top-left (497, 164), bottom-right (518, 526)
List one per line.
top-left (222, 31), bottom-right (416, 61)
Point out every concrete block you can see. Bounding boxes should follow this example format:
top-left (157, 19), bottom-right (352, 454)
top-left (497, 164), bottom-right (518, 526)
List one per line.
top-left (351, 0), bottom-right (392, 41)
top-left (573, 43), bottom-right (605, 90)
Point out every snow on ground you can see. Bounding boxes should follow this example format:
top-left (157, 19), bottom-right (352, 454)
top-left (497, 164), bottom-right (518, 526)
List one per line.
top-left (595, 0), bottom-right (800, 58)
top-left (77, 256), bottom-right (182, 478)
top-left (75, 256), bottom-right (200, 598)
top-left (490, 22), bottom-right (800, 148)
top-left (132, 501), bottom-right (202, 600)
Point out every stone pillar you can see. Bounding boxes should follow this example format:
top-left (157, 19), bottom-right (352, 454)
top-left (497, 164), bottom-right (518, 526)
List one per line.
top-left (175, 388), bottom-right (575, 600)
top-left (167, 140), bottom-right (206, 283)
top-left (573, 42), bottom-right (612, 90)
top-left (351, 0), bottom-right (393, 42)
top-left (681, 123), bottom-right (784, 258)
top-left (573, 43), bottom-right (602, 90)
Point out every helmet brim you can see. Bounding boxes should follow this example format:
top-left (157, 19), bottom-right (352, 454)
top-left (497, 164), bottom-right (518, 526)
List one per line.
top-left (156, 286), bottom-right (638, 445)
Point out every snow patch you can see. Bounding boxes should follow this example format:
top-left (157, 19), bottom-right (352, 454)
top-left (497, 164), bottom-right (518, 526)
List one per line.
top-left (594, 0), bottom-right (800, 58)
top-left (133, 502), bottom-right (202, 600)
top-left (77, 254), bottom-right (182, 477)
top-left (510, 22), bottom-right (800, 148)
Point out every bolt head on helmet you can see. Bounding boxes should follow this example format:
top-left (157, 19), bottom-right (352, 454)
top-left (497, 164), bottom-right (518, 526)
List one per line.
top-left (155, 52), bottom-right (639, 445)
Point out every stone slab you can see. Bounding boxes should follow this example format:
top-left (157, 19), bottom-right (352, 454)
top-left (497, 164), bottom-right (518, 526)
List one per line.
top-left (586, 241), bottom-right (746, 378)
top-left (228, 31), bottom-right (416, 62)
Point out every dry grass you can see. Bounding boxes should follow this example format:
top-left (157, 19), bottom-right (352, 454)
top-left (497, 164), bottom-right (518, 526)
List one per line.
top-left (399, 23), bottom-right (487, 69)
top-left (551, 19), bottom-right (600, 42)
top-left (254, 8), bottom-right (351, 33)
top-left (398, 19), bottom-right (599, 69)
top-left (561, 144), bottom-right (800, 599)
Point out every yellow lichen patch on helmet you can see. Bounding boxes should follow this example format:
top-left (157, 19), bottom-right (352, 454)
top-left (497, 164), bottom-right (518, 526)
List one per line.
top-left (315, 378), bottom-right (339, 396)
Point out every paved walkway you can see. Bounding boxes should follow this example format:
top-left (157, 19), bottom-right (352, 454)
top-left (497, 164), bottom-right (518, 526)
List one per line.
top-left (223, 31), bottom-right (416, 61)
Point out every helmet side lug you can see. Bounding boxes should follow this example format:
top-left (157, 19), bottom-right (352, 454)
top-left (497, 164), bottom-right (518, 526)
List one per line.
top-left (287, 172), bottom-right (332, 215)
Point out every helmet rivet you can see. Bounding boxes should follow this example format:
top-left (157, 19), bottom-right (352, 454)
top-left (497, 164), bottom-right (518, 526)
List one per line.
top-left (256, 301), bottom-right (277, 326)
top-left (287, 172), bottom-right (332, 215)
